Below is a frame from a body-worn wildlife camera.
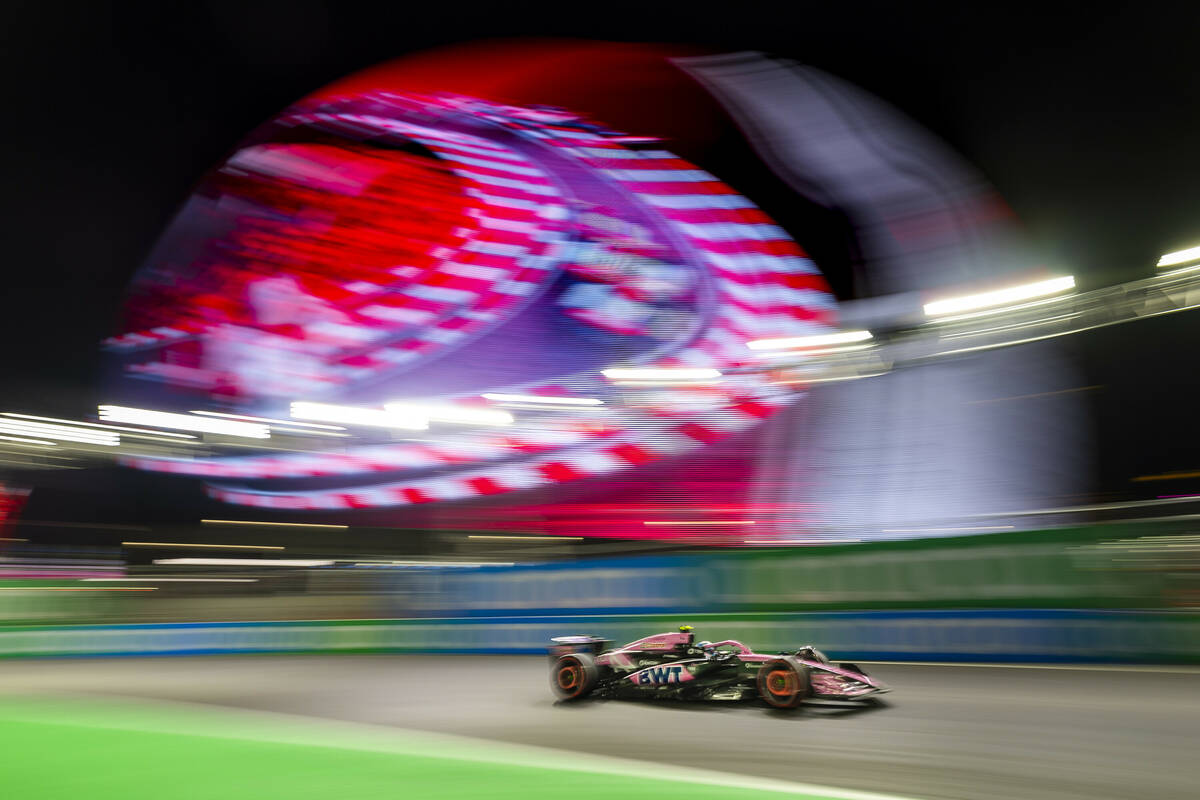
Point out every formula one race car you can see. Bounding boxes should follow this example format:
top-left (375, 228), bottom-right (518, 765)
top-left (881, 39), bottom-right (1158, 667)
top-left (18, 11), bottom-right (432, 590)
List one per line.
top-left (549, 626), bottom-right (889, 709)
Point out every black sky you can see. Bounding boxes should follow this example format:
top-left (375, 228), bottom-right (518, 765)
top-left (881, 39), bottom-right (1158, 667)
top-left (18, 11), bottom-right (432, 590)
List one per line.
top-left (3, 1), bottom-right (1199, 409)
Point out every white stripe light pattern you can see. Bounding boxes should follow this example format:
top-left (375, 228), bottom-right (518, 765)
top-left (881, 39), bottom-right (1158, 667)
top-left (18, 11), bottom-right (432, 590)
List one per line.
top-left (923, 276), bottom-right (1076, 318)
top-left (98, 406), bottom-right (269, 438)
top-left (112, 93), bottom-right (840, 512)
top-left (1, 413), bottom-right (196, 439)
top-left (0, 419), bottom-right (119, 446)
top-left (0, 434), bottom-right (56, 447)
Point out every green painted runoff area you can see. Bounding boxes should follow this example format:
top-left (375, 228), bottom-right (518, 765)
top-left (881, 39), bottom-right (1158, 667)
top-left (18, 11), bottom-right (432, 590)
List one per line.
top-left (0, 698), bottom-right (841, 800)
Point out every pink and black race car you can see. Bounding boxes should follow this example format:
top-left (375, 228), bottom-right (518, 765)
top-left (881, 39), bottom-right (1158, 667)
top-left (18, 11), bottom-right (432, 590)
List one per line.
top-left (549, 626), bottom-right (889, 709)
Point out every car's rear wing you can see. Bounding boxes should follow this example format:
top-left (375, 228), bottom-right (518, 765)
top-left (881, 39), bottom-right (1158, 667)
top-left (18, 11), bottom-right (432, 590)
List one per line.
top-left (549, 635), bottom-right (612, 659)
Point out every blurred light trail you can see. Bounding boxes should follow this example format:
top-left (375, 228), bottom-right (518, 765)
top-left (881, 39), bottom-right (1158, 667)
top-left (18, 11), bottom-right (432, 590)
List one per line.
top-left (0, 435), bottom-right (56, 447)
top-left (189, 411), bottom-right (346, 430)
top-left (384, 402), bottom-right (513, 427)
top-left (601, 367), bottom-right (722, 382)
top-left (964, 386), bottom-right (1101, 404)
top-left (122, 541), bottom-right (286, 550)
top-left (924, 293), bottom-right (1081, 325)
top-left (350, 560), bottom-right (515, 567)
top-left (2, 413), bottom-right (197, 439)
top-left (924, 276), bottom-right (1075, 318)
top-left (19, 521), bottom-right (146, 530)
top-left (743, 538), bottom-right (855, 544)
top-left (467, 534), bottom-right (584, 541)
top-left (111, 432), bottom-right (205, 445)
top-left (881, 526), bottom-right (1014, 533)
top-left (201, 519), bottom-right (348, 529)
top-left (771, 372), bottom-right (891, 386)
top-left (98, 406), bottom-right (269, 438)
top-left (1157, 245), bottom-right (1200, 268)
top-left (153, 558), bottom-right (332, 566)
top-left (262, 427), bottom-right (351, 438)
top-left (643, 520), bottom-right (756, 525)
top-left (289, 401), bottom-right (427, 430)
top-left (81, 578), bottom-right (259, 583)
top-left (481, 393), bottom-right (604, 406)
top-left (0, 457), bottom-right (82, 469)
top-left (1132, 469), bottom-right (1200, 482)
top-left (0, 586), bottom-right (156, 591)
top-left (1155, 262), bottom-right (1200, 278)
top-left (0, 419), bottom-right (119, 446)
top-left (747, 330), bottom-right (873, 350)
top-left (970, 495), bottom-right (1200, 517)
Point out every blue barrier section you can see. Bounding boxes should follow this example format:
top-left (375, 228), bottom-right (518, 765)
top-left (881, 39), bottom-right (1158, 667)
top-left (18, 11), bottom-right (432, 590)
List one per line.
top-left (2, 610), bottom-right (1198, 663)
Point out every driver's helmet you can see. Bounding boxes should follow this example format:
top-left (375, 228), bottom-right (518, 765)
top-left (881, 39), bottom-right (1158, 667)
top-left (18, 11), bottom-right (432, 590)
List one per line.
top-left (696, 640), bottom-right (714, 651)
top-left (797, 646), bottom-right (829, 663)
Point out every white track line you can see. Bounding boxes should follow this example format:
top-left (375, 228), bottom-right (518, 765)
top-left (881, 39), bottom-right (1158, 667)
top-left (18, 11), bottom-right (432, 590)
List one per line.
top-left (0, 692), bottom-right (937, 800)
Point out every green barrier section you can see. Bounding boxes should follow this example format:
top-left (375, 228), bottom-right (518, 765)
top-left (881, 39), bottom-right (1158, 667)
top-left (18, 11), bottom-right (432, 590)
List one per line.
top-left (709, 525), bottom-right (1165, 611)
top-left (4, 523), bottom-right (1195, 627)
top-left (0, 579), bottom-right (125, 624)
top-left (2, 610), bottom-right (1199, 662)
top-left (431, 524), bottom-right (1189, 617)
top-left (0, 697), bottom-right (851, 800)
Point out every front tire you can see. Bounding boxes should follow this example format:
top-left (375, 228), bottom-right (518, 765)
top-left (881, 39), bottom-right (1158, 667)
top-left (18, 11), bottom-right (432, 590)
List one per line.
top-left (756, 658), bottom-right (810, 709)
top-left (551, 652), bottom-right (599, 701)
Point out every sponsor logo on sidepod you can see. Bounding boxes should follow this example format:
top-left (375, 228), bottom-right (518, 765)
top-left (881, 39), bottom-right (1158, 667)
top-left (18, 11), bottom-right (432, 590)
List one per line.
top-left (630, 665), bottom-right (690, 685)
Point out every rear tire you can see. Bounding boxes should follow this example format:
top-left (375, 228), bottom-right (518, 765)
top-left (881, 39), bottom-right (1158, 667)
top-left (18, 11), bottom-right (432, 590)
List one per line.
top-left (756, 658), bottom-right (810, 709)
top-left (551, 652), bottom-right (599, 701)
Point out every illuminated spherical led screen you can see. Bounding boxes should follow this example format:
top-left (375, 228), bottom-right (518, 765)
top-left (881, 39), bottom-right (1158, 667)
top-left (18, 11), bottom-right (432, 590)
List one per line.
top-left (107, 62), bottom-right (836, 527)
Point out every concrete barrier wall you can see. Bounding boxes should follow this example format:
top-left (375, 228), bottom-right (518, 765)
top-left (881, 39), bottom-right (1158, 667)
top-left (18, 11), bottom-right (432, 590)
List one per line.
top-left (3, 610), bottom-right (1198, 663)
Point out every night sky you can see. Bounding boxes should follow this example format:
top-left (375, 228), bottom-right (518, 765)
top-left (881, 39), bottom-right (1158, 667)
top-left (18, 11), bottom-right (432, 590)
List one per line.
top-left (3, 1), bottom-right (1199, 412)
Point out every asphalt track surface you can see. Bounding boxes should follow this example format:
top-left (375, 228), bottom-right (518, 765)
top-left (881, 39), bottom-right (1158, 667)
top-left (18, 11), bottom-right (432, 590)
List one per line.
top-left (2, 655), bottom-right (1197, 800)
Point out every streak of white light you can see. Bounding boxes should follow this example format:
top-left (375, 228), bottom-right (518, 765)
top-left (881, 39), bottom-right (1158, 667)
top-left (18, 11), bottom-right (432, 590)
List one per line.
top-left (746, 330), bottom-right (872, 351)
top-left (123, 542), bottom-right (285, 550)
top-left (189, 410), bottom-right (346, 430)
top-left (924, 276), bottom-right (1075, 318)
top-left (601, 367), bottom-right (722, 382)
top-left (0, 420), bottom-right (118, 446)
top-left (482, 393), bottom-right (604, 406)
top-left (99, 406), bottom-right (269, 438)
top-left (1157, 245), bottom-right (1200, 267)
top-left (0, 434), bottom-right (56, 447)
top-left (1, 413), bottom-right (197, 438)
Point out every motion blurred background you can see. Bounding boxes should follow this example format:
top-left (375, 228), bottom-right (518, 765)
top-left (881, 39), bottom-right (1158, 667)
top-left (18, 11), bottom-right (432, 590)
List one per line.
top-left (2, 4), bottom-right (1200, 800)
